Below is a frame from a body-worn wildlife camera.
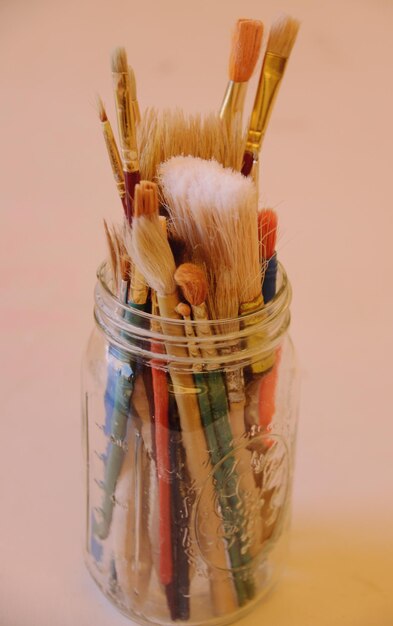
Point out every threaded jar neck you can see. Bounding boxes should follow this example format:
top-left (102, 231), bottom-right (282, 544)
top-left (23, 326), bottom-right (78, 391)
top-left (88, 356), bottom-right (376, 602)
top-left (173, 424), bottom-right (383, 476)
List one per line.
top-left (94, 261), bottom-right (291, 370)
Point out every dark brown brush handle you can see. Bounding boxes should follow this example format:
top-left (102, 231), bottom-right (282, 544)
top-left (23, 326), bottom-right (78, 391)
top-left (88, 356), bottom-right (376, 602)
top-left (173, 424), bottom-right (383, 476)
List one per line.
top-left (241, 151), bottom-right (254, 177)
top-left (124, 170), bottom-right (141, 222)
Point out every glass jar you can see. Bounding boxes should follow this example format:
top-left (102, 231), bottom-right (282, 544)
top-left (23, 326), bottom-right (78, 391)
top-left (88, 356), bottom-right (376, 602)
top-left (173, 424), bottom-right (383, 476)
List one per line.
top-left (82, 261), bottom-right (299, 626)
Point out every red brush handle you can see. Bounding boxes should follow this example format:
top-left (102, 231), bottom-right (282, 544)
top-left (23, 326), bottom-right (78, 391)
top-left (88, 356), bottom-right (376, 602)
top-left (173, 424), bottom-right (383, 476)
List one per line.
top-left (151, 346), bottom-right (173, 586)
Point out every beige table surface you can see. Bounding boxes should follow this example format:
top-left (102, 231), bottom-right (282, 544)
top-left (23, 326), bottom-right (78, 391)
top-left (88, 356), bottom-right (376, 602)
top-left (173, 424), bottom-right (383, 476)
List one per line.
top-left (1, 0), bottom-right (393, 624)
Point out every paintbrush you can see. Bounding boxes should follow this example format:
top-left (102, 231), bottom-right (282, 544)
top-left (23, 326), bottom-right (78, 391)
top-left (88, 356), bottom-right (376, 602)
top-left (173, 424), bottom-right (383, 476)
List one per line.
top-left (241, 14), bottom-right (300, 177)
top-left (257, 209), bottom-right (280, 435)
top-left (219, 18), bottom-right (263, 125)
top-left (175, 263), bottom-right (265, 557)
top-left (175, 301), bottom-right (252, 600)
top-left (111, 47), bottom-right (140, 222)
top-left (259, 208), bottom-right (278, 304)
top-left (94, 242), bottom-right (136, 540)
top-left (97, 97), bottom-right (127, 215)
top-left (130, 180), bottom-right (239, 614)
top-left (133, 185), bottom-right (173, 591)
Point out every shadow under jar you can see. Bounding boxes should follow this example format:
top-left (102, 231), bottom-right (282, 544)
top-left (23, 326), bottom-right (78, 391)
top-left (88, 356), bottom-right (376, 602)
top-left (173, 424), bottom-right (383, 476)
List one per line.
top-left (81, 261), bottom-right (299, 626)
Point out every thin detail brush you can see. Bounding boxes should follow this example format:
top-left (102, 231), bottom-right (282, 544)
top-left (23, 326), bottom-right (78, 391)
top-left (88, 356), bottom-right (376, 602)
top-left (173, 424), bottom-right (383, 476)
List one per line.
top-left (111, 47), bottom-right (141, 221)
top-left (97, 97), bottom-right (127, 215)
top-left (220, 19), bottom-right (263, 125)
top-left (242, 14), bottom-right (300, 177)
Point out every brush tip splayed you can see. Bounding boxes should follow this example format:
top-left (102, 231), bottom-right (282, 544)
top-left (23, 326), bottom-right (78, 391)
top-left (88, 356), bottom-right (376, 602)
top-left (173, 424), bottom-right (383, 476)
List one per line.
top-left (111, 46), bottom-right (128, 73)
top-left (267, 14), bottom-right (300, 58)
top-left (229, 18), bottom-right (264, 82)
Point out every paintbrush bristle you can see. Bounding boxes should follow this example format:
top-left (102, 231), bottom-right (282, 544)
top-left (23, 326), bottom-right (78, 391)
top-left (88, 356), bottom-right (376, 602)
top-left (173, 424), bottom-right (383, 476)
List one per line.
top-left (130, 182), bottom-right (176, 296)
top-left (134, 181), bottom-right (159, 218)
top-left (113, 227), bottom-right (131, 282)
top-left (258, 209), bottom-right (278, 260)
top-left (128, 66), bottom-right (137, 99)
top-left (174, 263), bottom-right (208, 307)
top-left (175, 302), bottom-right (192, 318)
top-left (111, 47), bottom-right (128, 73)
top-left (229, 18), bottom-right (264, 82)
top-left (97, 95), bottom-right (107, 122)
top-left (160, 156), bottom-right (259, 317)
top-left (267, 14), bottom-right (300, 59)
top-left (103, 219), bottom-right (118, 286)
top-left (137, 109), bottom-right (246, 182)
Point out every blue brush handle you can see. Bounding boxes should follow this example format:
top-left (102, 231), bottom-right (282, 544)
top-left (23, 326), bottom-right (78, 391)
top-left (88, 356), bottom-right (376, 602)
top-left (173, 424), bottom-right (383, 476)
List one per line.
top-left (262, 252), bottom-right (277, 304)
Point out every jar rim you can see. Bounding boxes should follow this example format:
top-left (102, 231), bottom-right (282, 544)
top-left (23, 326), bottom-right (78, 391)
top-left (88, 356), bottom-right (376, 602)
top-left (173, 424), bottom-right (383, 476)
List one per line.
top-left (94, 260), bottom-right (292, 367)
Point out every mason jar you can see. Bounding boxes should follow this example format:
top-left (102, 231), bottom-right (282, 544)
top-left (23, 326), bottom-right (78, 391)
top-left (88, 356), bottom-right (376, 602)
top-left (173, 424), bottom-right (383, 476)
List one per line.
top-left (81, 260), bottom-right (299, 626)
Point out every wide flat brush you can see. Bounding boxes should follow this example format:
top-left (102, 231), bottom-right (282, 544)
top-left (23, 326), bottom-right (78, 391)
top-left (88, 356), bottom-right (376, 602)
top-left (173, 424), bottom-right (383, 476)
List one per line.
top-left (219, 19), bottom-right (263, 125)
top-left (130, 181), bottom-right (238, 615)
top-left (111, 48), bottom-right (141, 222)
top-left (241, 15), bottom-right (300, 177)
top-left (133, 185), bottom-right (173, 591)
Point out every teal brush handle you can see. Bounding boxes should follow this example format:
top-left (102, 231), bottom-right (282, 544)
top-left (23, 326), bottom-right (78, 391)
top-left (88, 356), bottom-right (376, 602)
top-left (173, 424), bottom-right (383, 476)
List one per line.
top-left (204, 370), bottom-right (255, 600)
top-left (94, 303), bottom-right (147, 540)
top-left (195, 372), bottom-right (249, 606)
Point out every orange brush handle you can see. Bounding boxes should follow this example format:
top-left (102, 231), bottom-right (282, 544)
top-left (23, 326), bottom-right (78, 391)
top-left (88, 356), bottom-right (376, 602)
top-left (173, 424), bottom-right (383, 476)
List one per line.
top-left (151, 347), bottom-right (173, 586)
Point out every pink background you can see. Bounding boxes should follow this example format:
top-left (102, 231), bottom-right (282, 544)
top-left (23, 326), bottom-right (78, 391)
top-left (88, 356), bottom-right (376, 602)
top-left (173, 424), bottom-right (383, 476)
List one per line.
top-left (1, 0), bottom-right (393, 624)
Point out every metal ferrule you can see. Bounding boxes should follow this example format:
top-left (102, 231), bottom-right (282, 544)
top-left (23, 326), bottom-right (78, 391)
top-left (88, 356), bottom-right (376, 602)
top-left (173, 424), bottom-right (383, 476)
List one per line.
top-left (240, 293), bottom-right (275, 374)
top-left (245, 52), bottom-right (287, 155)
top-left (102, 120), bottom-right (126, 200)
top-left (219, 81), bottom-right (248, 124)
top-left (112, 71), bottom-right (139, 173)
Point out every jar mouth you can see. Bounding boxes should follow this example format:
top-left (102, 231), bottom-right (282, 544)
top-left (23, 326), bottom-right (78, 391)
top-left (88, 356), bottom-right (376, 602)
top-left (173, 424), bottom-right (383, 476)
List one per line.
top-left (94, 260), bottom-right (291, 368)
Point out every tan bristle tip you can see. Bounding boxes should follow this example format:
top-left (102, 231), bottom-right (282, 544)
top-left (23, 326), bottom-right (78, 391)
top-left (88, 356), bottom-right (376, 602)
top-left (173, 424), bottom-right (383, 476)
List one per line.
top-left (96, 95), bottom-right (107, 122)
top-left (174, 263), bottom-right (208, 306)
top-left (267, 15), bottom-right (300, 58)
top-left (176, 302), bottom-right (191, 318)
top-left (128, 66), bottom-right (137, 98)
top-left (229, 18), bottom-right (264, 82)
top-left (111, 47), bottom-right (128, 73)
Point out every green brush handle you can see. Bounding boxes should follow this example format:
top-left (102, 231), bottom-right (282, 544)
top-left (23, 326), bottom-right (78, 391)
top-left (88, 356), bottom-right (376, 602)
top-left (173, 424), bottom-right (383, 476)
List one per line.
top-left (195, 372), bottom-right (254, 605)
top-left (203, 370), bottom-right (255, 600)
top-left (194, 372), bottom-right (247, 605)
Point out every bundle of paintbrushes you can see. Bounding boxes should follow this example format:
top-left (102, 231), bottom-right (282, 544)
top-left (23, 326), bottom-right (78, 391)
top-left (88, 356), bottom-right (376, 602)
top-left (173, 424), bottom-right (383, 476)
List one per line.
top-left (86, 13), bottom-right (300, 625)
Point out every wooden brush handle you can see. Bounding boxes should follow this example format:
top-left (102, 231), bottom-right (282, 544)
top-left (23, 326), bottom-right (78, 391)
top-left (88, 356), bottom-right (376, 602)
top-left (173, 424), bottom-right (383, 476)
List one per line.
top-left (157, 293), bottom-right (237, 614)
